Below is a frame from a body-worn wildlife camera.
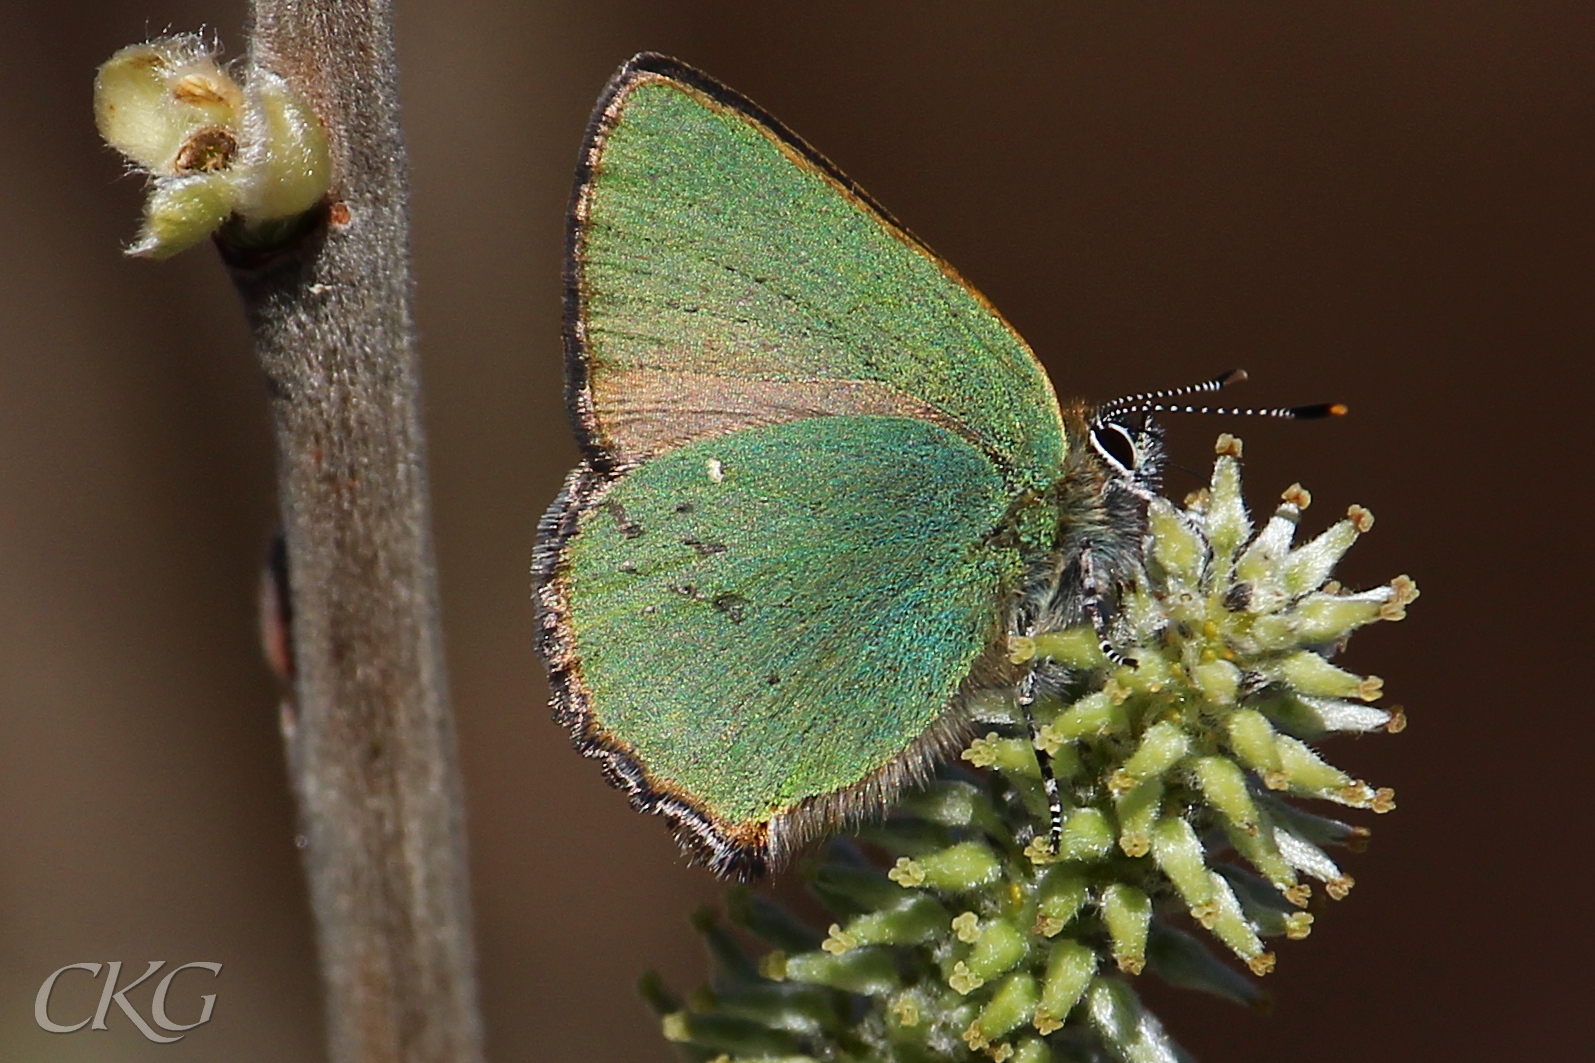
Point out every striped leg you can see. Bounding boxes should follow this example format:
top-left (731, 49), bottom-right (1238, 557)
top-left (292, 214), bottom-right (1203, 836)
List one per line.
top-left (1017, 664), bottom-right (1063, 855)
top-left (1079, 544), bottom-right (1135, 667)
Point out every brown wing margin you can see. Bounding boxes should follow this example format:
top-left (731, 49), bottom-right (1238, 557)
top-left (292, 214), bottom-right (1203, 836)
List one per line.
top-left (562, 51), bottom-right (969, 475)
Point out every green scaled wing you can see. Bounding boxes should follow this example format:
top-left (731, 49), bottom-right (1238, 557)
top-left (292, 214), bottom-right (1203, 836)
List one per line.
top-left (537, 54), bottom-right (1066, 876)
top-left (566, 54), bottom-right (1065, 489)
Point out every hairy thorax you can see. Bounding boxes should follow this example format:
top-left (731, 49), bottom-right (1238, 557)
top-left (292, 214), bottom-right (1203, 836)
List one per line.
top-left (1011, 408), bottom-right (1164, 645)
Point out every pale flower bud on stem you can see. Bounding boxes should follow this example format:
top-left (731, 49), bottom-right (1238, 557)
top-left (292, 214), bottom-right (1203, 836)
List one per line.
top-left (94, 34), bottom-right (330, 258)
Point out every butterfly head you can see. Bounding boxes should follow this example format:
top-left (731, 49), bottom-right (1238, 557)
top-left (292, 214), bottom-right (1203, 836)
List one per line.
top-left (1084, 408), bottom-right (1165, 501)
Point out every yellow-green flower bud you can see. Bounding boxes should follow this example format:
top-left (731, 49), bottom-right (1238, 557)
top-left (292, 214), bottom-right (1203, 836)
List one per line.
top-left (1235, 506), bottom-right (1300, 587)
top-left (1193, 755), bottom-right (1260, 834)
top-left (1280, 520), bottom-right (1360, 597)
top-left (1029, 627), bottom-right (1102, 668)
top-left (1011, 1036), bottom-right (1052, 1063)
top-left (973, 972), bottom-right (1040, 1041)
top-left (898, 780), bottom-right (991, 830)
top-left (1285, 591), bottom-right (1386, 644)
top-left (1150, 817), bottom-right (1217, 913)
top-left (1275, 734), bottom-right (1355, 795)
top-left (902, 841), bottom-right (1003, 891)
top-left (1192, 659), bottom-right (1241, 706)
top-left (1226, 709), bottom-right (1284, 777)
top-left (830, 894), bottom-right (950, 949)
top-left (1270, 651), bottom-right (1376, 701)
top-left (1224, 822), bottom-right (1302, 898)
top-left (1199, 873), bottom-right (1270, 971)
top-left (1100, 884), bottom-right (1151, 974)
top-left (1034, 939), bottom-right (1095, 1034)
top-left (1040, 691), bottom-right (1126, 745)
top-left (1146, 498), bottom-right (1205, 587)
top-left (965, 918), bottom-right (1029, 981)
top-left (1274, 828), bottom-right (1348, 891)
top-left (784, 946), bottom-right (899, 995)
top-left (1205, 452), bottom-right (1252, 566)
top-left (963, 732), bottom-right (1036, 776)
top-left (1296, 694), bottom-right (1396, 734)
top-left (1116, 720), bottom-right (1189, 790)
top-left (1114, 778), bottom-right (1163, 857)
top-left (1055, 808), bottom-right (1114, 862)
top-left (1033, 869), bottom-right (1089, 937)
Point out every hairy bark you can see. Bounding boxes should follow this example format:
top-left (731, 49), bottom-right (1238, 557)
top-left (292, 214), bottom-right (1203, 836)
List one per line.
top-left (229, 2), bottom-right (484, 1060)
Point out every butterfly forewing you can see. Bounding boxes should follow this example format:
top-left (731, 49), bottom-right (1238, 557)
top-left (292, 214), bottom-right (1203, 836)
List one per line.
top-left (569, 56), bottom-right (1065, 487)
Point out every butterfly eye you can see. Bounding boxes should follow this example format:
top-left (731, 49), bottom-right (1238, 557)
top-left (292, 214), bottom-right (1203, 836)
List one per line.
top-left (1090, 421), bottom-right (1139, 472)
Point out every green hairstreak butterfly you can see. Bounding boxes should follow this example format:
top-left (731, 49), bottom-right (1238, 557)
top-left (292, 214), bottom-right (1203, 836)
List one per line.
top-left (533, 53), bottom-right (1339, 878)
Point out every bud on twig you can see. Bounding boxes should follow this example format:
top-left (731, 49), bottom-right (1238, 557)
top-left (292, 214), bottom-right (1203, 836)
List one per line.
top-left (94, 35), bottom-right (330, 258)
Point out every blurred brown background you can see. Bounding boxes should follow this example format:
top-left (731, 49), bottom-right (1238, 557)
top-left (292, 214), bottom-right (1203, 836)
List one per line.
top-left (2, 1), bottom-right (1591, 1060)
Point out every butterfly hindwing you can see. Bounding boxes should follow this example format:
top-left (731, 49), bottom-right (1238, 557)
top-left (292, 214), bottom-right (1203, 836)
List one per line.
top-left (537, 416), bottom-right (1024, 874)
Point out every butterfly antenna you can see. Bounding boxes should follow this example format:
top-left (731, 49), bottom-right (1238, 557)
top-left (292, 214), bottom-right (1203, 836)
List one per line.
top-left (1096, 368), bottom-right (1246, 419)
top-left (1099, 368), bottom-right (1347, 421)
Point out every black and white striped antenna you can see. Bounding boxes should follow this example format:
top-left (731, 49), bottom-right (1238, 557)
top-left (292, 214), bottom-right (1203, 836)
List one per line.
top-left (1096, 368), bottom-right (1347, 423)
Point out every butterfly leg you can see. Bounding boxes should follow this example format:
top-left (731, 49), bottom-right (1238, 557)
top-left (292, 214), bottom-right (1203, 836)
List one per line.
top-left (1016, 664), bottom-right (1064, 856)
top-left (1079, 544), bottom-right (1135, 668)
